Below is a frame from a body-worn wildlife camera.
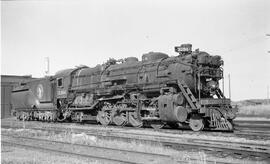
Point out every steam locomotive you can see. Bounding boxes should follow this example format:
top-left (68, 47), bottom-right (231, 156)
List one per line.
top-left (11, 44), bottom-right (237, 131)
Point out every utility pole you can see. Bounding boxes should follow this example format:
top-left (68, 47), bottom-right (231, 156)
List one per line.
top-left (266, 34), bottom-right (270, 102)
top-left (222, 75), bottom-right (225, 96)
top-left (45, 57), bottom-right (50, 76)
top-left (267, 34), bottom-right (270, 53)
top-left (267, 85), bottom-right (269, 101)
top-left (228, 74), bottom-right (231, 99)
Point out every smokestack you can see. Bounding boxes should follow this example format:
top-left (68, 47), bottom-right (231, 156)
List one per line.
top-left (228, 74), bottom-right (231, 99)
top-left (267, 85), bottom-right (269, 102)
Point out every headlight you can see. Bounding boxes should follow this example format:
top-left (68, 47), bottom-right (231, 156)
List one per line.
top-left (207, 80), bottom-right (218, 89)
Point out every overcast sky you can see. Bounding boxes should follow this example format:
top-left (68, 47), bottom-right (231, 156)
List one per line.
top-left (1, 0), bottom-right (270, 101)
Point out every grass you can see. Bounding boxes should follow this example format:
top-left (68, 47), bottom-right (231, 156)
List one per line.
top-left (2, 128), bottom-right (268, 164)
top-left (1, 145), bottom-right (100, 164)
top-left (2, 128), bottom-right (202, 161)
top-left (237, 104), bottom-right (270, 118)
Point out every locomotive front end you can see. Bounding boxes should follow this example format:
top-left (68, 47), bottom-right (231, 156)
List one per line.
top-left (172, 44), bottom-right (237, 131)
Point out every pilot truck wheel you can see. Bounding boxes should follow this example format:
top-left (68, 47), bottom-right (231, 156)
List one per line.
top-left (189, 116), bottom-right (204, 131)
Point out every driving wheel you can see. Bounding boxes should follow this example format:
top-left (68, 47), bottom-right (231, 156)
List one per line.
top-left (128, 112), bottom-right (143, 127)
top-left (97, 110), bottom-right (111, 126)
top-left (113, 112), bottom-right (127, 126)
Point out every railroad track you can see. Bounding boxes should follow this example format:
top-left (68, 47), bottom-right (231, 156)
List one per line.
top-left (51, 126), bottom-right (270, 161)
top-left (3, 121), bottom-right (269, 142)
top-left (234, 120), bottom-right (270, 129)
top-left (233, 119), bottom-right (270, 139)
top-left (2, 133), bottom-right (178, 164)
top-left (2, 122), bottom-right (270, 162)
top-left (2, 120), bottom-right (270, 146)
top-left (2, 133), bottom-right (233, 164)
top-left (3, 118), bottom-right (270, 143)
top-left (3, 118), bottom-right (270, 140)
top-left (234, 123), bottom-right (270, 131)
top-left (234, 119), bottom-right (270, 125)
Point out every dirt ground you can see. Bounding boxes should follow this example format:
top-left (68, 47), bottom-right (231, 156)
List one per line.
top-left (2, 128), bottom-right (268, 164)
top-left (1, 144), bottom-right (102, 164)
top-left (2, 144), bottom-right (266, 164)
top-left (1, 118), bottom-right (269, 164)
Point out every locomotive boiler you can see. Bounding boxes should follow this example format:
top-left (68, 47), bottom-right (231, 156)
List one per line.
top-left (11, 44), bottom-right (237, 131)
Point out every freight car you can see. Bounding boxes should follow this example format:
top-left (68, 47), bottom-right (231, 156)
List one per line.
top-left (11, 44), bottom-right (237, 131)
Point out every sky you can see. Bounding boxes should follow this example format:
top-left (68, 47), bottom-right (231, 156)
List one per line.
top-left (1, 0), bottom-right (270, 101)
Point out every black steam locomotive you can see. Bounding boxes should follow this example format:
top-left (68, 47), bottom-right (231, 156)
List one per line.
top-left (12, 44), bottom-right (237, 131)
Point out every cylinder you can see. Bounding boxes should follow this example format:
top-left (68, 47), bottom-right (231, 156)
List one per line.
top-left (173, 106), bottom-right (188, 122)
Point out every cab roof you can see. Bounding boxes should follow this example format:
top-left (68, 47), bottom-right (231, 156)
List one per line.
top-left (54, 68), bottom-right (75, 78)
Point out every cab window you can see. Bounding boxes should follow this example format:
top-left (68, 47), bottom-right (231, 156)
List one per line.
top-left (57, 78), bottom-right (63, 87)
